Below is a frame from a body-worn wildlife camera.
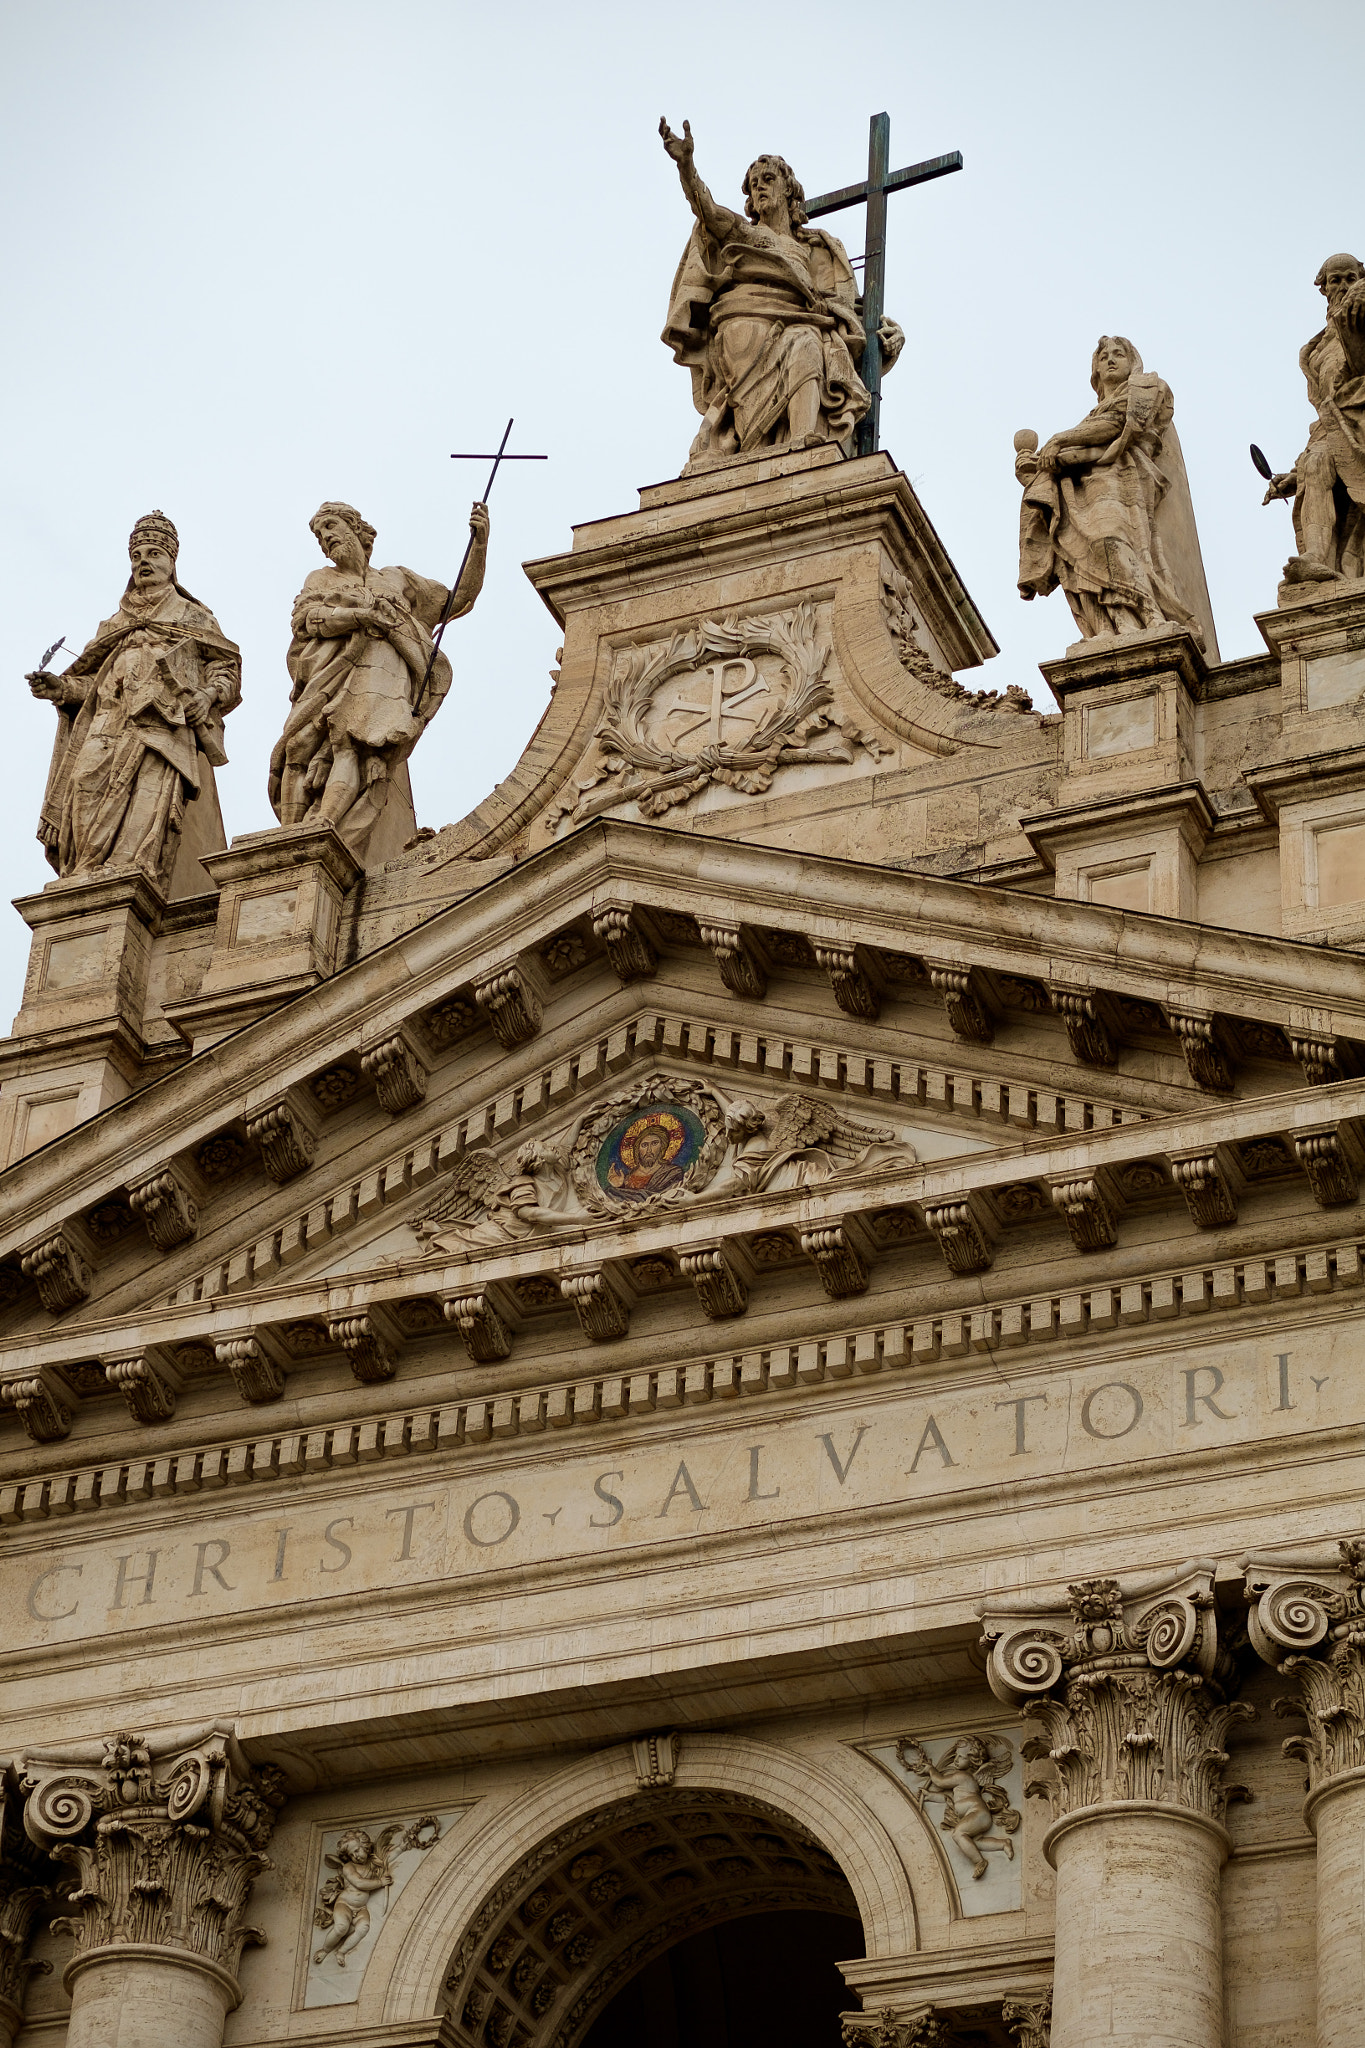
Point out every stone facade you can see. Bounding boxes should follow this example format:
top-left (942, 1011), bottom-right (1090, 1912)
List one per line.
top-left (3, 242), bottom-right (1365, 2048)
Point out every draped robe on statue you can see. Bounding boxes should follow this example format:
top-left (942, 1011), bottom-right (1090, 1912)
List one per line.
top-left (663, 222), bottom-right (869, 463)
top-left (1017, 371), bottom-right (1212, 647)
top-left (1294, 319), bottom-right (1365, 578)
top-left (37, 584), bottom-right (240, 888)
top-left (268, 563), bottom-right (454, 843)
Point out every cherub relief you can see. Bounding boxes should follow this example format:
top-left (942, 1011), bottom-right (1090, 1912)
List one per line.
top-left (411, 1141), bottom-right (568, 1253)
top-left (897, 1734), bottom-right (1020, 1881)
top-left (725, 1092), bottom-right (910, 1192)
top-left (312, 1816), bottom-right (441, 1966)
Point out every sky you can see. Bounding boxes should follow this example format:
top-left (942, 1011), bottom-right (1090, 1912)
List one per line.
top-left (1, 0), bottom-right (1360, 1021)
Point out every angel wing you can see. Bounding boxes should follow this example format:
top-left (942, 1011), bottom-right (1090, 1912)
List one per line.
top-left (411, 1152), bottom-right (505, 1233)
top-left (971, 1732), bottom-right (1016, 1791)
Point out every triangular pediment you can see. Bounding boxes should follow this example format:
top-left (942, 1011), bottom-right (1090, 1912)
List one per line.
top-left (2, 818), bottom-right (1361, 1448)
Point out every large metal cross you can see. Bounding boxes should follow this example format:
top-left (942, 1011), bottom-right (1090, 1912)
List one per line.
top-left (804, 113), bottom-right (962, 457)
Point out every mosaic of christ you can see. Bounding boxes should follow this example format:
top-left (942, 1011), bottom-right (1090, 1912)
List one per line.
top-left (596, 1103), bottom-right (705, 1203)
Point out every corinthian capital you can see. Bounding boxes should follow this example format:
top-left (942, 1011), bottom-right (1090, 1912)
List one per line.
top-left (842, 2009), bottom-right (957, 2048)
top-left (1242, 1542), bottom-right (1365, 1791)
top-left (978, 1561), bottom-right (1251, 1822)
top-left (0, 1778), bottom-right (53, 2045)
top-left (17, 1726), bottom-right (285, 1983)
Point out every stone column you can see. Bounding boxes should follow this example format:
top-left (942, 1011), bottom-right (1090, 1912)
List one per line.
top-left (1242, 1542), bottom-right (1365, 2048)
top-left (979, 1563), bottom-right (1249, 2048)
top-left (0, 1777), bottom-right (52, 2048)
top-left (17, 1726), bottom-right (284, 2048)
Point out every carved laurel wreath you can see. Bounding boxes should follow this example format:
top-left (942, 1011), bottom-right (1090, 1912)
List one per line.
top-left (568, 1076), bottom-right (728, 1216)
top-left (566, 603), bottom-right (838, 822)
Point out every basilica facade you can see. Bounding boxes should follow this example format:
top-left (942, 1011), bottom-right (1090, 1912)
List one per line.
top-left (3, 171), bottom-right (1365, 2048)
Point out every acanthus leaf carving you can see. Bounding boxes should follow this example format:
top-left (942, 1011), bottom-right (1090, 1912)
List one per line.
top-left (1165, 1010), bottom-right (1235, 1093)
top-left (214, 1335), bottom-right (287, 1405)
top-left (799, 1225), bottom-right (868, 1299)
top-left (923, 1201), bottom-right (992, 1276)
top-left (20, 1233), bottom-right (92, 1316)
top-left (1294, 1128), bottom-right (1359, 1207)
top-left (246, 1099), bottom-right (317, 1184)
top-left (103, 1353), bottom-right (177, 1425)
top-left (842, 2008), bottom-right (958, 2048)
top-left (979, 1562), bottom-right (1251, 1825)
top-left (1, 1370), bottom-right (73, 1444)
top-left (591, 908), bottom-right (658, 984)
top-left (328, 1313), bottom-right (397, 1385)
top-left (1048, 1176), bottom-right (1117, 1251)
top-left (1001, 1990), bottom-right (1052, 2048)
top-left (677, 1246), bottom-right (748, 1320)
top-left (560, 1270), bottom-right (630, 1343)
top-left (698, 922), bottom-right (767, 1000)
top-left (1170, 1152), bottom-right (1238, 1229)
top-left (814, 942), bottom-right (882, 1021)
top-left (18, 1728), bottom-right (285, 1983)
top-left (127, 1168), bottom-right (199, 1253)
top-left (1242, 1542), bottom-right (1365, 1791)
top-left (929, 967), bottom-right (993, 1045)
top-left (443, 1290), bottom-right (514, 1363)
top-left (473, 966), bottom-right (542, 1049)
top-left (360, 1031), bottom-right (429, 1116)
top-left (1049, 988), bottom-right (1116, 1068)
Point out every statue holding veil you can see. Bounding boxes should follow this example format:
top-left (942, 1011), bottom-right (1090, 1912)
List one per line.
top-left (1014, 336), bottom-right (1218, 655)
top-left (659, 118), bottom-right (903, 469)
top-left (269, 498), bottom-right (489, 862)
top-left (25, 510), bottom-right (241, 892)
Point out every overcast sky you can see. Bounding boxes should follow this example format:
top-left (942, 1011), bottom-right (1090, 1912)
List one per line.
top-left (1, 0), bottom-right (1360, 1021)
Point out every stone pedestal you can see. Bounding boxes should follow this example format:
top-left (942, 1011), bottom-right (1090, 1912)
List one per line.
top-left (165, 824), bottom-right (362, 1050)
top-left (0, 869), bottom-right (166, 1167)
top-left (980, 1562), bottom-right (1247, 2048)
top-left (1242, 1547), bottom-right (1365, 2048)
top-left (1023, 629), bottom-right (1210, 918)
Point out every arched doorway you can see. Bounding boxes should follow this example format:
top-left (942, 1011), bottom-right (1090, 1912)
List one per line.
top-left (580, 1907), bottom-right (861, 2048)
top-left (441, 1786), bottom-right (864, 2048)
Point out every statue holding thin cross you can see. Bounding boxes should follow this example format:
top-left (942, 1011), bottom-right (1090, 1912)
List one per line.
top-left (660, 118), bottom-right (904, 469)
top-left (268, 499), bottom-right (489, 862)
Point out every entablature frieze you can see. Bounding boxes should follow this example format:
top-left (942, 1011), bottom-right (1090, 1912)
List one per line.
top-left (4, 1223), bottom-right (1362, 1528)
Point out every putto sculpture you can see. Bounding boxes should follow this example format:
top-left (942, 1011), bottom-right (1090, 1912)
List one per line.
top-left (1014, 336), bottom-right (1216, 651)
top-left (25, 511), bottom-right (241, 891)
top-left (269, 497), bottom-right (489, 860)
top-left (659, 118), bottom-right (903, 468)
top-left (1261, 252), bottom-right (1365, 588)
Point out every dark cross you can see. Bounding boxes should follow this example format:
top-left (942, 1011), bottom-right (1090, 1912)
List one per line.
top-left (804, 113), bottom-right (962, 457)
top-left (413, 417), bottom-right (547, 716)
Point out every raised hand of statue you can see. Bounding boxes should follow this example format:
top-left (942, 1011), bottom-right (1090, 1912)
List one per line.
top-left (468, 502), bottom-right (490, 547)
top-left (659, 117), bottom-right (694, 168)
top-left (1263, 471), bottom-right (1297, 506)
top-left (878, 318), bottom-right (906, 371)
top-left (26, 669), bottom-right (68, 703)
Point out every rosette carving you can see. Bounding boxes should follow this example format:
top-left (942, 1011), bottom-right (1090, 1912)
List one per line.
top-left (979, 1561), bottom-right (1250, 1823)
top-left (1242, 1543), bottom-right (1365, 1791)
top-left (17, 1726), bottom-right (285, 1983)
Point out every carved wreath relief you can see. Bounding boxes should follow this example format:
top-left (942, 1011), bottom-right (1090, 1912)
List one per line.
top-left (547, 602), bottom-right (889, 829)
top-left (409, 1078), bottom-right (916, 1254)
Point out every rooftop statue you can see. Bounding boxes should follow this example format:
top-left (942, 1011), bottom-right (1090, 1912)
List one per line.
top-left (269, 497), bottom-right (489, 861)
top-left (659, 118), bottom-right (903, 469)
top-left (25, 511), bottom-right (241, 891)
top-left (1261, 252), bottom-right (1365, 588)
top-left (1014, 336), bottom-right (1217, 653)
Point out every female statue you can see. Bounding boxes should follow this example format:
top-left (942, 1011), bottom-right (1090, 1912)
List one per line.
top-left (1015, 336), bottom-right (1217, 652)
